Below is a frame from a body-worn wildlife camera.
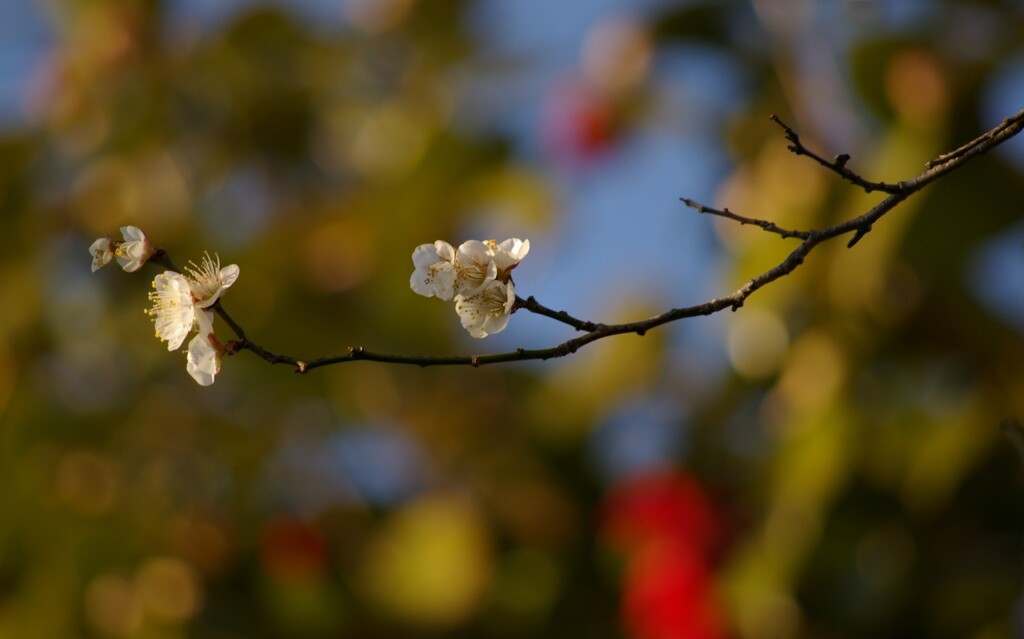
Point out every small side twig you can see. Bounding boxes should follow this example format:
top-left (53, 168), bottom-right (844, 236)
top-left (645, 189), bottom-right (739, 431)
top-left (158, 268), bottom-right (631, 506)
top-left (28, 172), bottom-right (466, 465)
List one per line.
top-left (680, 198), bottom-right (810, 240)
top-left (514, 295), bottom-right (601, 332)
top-left (769, 114), bottom-right (905, 194)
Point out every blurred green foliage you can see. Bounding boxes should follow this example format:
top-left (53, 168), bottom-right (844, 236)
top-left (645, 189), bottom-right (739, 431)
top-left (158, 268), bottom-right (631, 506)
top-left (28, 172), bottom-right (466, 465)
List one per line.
top-left (2, 1), bottom-right (1024, 638)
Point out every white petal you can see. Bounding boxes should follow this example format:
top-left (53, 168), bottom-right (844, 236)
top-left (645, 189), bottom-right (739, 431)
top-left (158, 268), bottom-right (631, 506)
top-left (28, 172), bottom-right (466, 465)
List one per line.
top-left (412, 243), bottom-right (437, 268)
top-left (186, 309), bottom-right (220, 386)
top-left (457, 240), bottom-right (491, 264)
top-left (412, 241), bottom-right (454, 268)
top-left (195, 307), bottom-right (216, 336)
top-left (410, 261), bottom-right (456, 299)
top-left (218, 264), bottom-right (240, 290)
top-left (434, 240), bottom-right (456, 263)
top-left (186, 334), bottom-right (220, 386)
top-left (499, 237), bottom-right (530, 261)
top-left (120, 226), bottom-right (146, 243)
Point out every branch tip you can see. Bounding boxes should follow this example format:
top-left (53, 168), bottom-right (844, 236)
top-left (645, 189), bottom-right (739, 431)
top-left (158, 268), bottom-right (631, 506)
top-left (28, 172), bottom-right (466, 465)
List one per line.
top-left (847, 225), bottom-right (872, 248)
top-left (769, 115), bottom-right (908, 194)
top-left (682, 196), bottom-right (810, 240)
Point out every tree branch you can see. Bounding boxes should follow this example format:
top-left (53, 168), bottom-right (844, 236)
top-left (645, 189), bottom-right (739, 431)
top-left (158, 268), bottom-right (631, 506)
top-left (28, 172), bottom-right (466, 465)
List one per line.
top-left (145, 108), bottom-right (1024, 373)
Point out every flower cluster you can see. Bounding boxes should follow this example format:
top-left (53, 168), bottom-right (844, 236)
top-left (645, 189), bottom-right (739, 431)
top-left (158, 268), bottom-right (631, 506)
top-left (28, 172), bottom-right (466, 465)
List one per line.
top-left (147, 253), bottom-right (239, 386)
top-left (90, 226), bottom-right (239, 386)
top-left (89, 226), bottom-right (156, 273)
top-left (91, 228), bottom-right (532, 383)
top-left (410, 238), bottom-right (529, 338)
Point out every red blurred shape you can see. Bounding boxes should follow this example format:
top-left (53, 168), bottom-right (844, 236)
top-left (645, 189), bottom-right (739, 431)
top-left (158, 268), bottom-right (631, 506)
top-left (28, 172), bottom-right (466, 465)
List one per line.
top-left (602, 470), bottom-right (720, 555)
top-left (623, 540), bottom-right (726, 639)
top-left (259, 517), bottom-right (328, 582)
top-left (541, 74), bottom-right (619, 165)
top-left (601, 470), bottom-right (728, 639)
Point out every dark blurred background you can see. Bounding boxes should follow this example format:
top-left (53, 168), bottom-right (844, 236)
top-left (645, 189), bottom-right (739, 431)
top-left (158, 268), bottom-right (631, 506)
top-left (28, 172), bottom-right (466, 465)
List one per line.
top-left (3, 0), bottom-right (1024, 637)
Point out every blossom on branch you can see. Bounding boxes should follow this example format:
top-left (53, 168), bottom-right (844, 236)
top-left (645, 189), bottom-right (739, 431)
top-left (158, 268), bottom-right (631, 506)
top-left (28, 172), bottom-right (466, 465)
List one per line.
top-left (148, 271), bottom-right (197, 351)
top-left (488, 238), bottom-right (531, 275)
top-left (184, 253), bottom-right (240, 309)
top-left (84, 109), bottom-right (1024, 374)
top-left (410, 240), bottom-right (460, 299)
top-left (115, 226), bottom-right (156, 272)
top-left (454, 278), bottom-right (516, 338)
top-left (89, 226), bottom-right (156, 273)
top-left (146, 252), bottom-right (239, 384)
top-left (410, 237), bottom-right (529, 338)
top-left (457, 238), bottom-right (530, 290)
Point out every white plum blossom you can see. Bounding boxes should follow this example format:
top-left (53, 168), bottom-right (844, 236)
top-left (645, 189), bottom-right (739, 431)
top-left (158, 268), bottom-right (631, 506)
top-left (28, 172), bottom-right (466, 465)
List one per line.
top-left (89, 226), bottom-right (157, 273)
top-left (454, 278), bottom-right (517, 338)
top-left (411, 238), bottom-right (531, 304)
top-left (184, 253), bottom-right (240, 308)
top-left (483, 238), bottom-right (530, 280)
top-left (89, 237), bottom-right (115, 272)
top-left (410, 240), bottom-right (459, 300)
top-left (455, 238), bottom-right (529, 291)
top-left (148, 271), bottom-right (196, 351)
top-left (115, 225), bottom-right (156, 272)
top-left (186, 309), bottom-right (222, 386)
top-left (147, 252), bottom-right (238, 359)
top-left (411, 237), bottom-right (529, 338)
top-left (452, 240), bottom-right (499, 295)
top-left (90, 225), bottom-right (237, 385)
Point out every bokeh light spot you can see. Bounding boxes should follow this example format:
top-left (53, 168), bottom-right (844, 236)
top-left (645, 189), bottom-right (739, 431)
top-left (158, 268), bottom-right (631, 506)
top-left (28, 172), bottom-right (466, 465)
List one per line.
top-left (135, 557), bottom-right (203, 623)
top-left (302, 219), bottom-right (377, 292)
top-left (361, 494), bottom-right (491, 627)
top-left (727, 307), bottom-right (789, 380)
top-left (342, 0), bottom-right (417, 35)
top-left (776, 331), bottom-right (845, 414)
top-left (885, 49), bottom-right (949, 125)
top-left (84, 574), bottom-right (143, 638)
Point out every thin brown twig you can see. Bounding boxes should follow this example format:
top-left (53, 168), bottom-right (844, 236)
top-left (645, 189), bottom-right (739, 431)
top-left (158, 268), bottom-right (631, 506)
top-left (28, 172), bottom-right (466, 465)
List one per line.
top-left (149, 107), bottom-right (1024, 373)
top-left (680, 197), bottom-right (810, 240)
top-left (513, 295), bottom-right (601, 332)
top-left (769, 114), bottom-right (906, 194)
top-left (925, 113), bottom-right (1024, 169)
